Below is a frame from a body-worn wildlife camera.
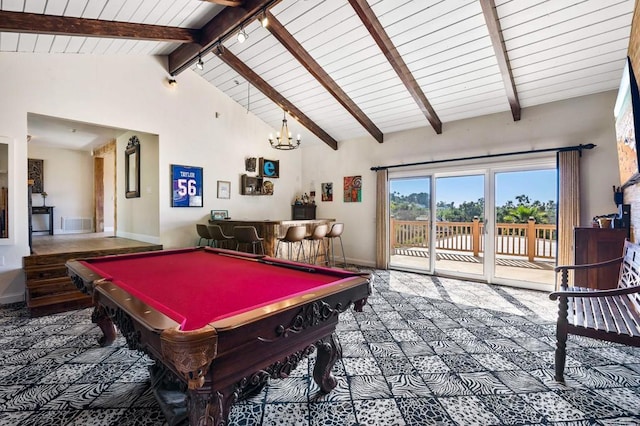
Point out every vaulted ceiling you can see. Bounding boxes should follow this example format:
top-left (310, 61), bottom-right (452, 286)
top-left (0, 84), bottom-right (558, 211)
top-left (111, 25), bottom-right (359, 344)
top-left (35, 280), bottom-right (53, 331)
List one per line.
top-left (0, 0), bottom-right (635, 150)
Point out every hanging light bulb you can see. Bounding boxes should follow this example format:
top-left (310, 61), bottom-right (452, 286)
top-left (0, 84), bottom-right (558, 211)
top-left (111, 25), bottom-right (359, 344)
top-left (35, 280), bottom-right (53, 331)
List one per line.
top-left (237, 27), bottom-right (248, 43)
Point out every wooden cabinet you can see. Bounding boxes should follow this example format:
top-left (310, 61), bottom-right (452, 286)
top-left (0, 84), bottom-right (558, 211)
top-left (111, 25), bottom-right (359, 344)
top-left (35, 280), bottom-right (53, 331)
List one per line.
top-left (240, 174), bottom-right (275, 196)
top-left (291, 204), bottom-right (316, 220)
top-left (574, 227), bottom-right (627, 289)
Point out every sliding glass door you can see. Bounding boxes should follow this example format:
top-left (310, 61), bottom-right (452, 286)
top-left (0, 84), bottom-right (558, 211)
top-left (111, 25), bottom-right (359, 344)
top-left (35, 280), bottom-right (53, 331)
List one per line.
top-left (389, 177), bottom-right (431, 272)
top-left (434, 174), bottom-right (486, 278)
top-left (493, 169), bottom-right (557, 287)
top-left (388, 159), bottom-right (557, 290)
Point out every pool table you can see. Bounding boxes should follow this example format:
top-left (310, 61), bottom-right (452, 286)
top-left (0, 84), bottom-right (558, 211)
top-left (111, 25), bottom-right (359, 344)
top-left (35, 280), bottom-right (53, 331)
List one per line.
top-left (67, 247), bottom-right (371, 426)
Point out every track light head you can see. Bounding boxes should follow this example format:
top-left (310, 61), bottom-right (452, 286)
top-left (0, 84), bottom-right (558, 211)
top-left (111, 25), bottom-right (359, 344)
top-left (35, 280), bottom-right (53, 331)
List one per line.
top-left (237, 28), bottom-right (248, 43)
top-left (196, 55), bottom-right (204, 70)
top-left (261, 13), bottom-right (268, 28)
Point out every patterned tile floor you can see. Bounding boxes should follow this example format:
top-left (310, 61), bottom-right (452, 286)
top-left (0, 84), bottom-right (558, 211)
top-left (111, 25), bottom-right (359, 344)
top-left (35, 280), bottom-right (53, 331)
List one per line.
top-left (1, 269), bottom-right (639, 425)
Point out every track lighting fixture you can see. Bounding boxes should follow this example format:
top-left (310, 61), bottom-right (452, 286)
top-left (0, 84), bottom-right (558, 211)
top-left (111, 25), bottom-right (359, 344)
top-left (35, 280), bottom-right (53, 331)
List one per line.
top-left (196, 54), bottom-right (204, 70)
top-left (237, 27), bottom-right (248, 43)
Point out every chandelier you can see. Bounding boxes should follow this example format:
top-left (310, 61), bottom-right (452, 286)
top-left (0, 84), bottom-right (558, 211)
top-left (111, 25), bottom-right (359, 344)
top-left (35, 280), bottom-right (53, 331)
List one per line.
top-left (269, 111), bottom-right (301, 150)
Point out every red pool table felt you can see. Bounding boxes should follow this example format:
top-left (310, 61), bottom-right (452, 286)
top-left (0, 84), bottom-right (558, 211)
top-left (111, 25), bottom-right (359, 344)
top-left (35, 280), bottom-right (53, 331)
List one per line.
top-left (80, 248), bottom-right (357, 331)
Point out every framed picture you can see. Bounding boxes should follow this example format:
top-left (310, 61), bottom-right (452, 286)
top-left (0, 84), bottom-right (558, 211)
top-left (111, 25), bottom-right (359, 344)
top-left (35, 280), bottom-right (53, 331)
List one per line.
top-left (258, 158), bottom-right (279, 178)
top-left (217, 180), bottom-right (231, 199)
top-left (28, 158), bottom-right (44, 194)
top-left (321, 182), bottom-right (333, 201)
top-left (343, 175), bottom-right (362, 202)
top-left (211, 210), bottom-right (228, 220)
top-left (171, 164), bottom-right (203, 207)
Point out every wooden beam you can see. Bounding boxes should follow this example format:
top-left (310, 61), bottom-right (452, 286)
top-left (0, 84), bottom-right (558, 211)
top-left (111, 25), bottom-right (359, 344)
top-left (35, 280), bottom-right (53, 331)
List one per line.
top-left (0, 11), bottom-right (199, 43)
top-left (169, 0), bottom-right (279, 75)
top-left (480, 0), bottom-right (521, 121)
top-left (265, 12), bottom-right (383, 144)
top-left (200, 0), bottom-right (244, 5)
top-left (348, 0), bottom-right (442, 134)
top-left (215, 46), bottom-right (338, 150)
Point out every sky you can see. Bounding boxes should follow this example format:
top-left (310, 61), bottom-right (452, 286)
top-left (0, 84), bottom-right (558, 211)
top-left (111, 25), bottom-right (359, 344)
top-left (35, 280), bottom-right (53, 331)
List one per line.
top-left (390, 169), bottom-right (557, 206)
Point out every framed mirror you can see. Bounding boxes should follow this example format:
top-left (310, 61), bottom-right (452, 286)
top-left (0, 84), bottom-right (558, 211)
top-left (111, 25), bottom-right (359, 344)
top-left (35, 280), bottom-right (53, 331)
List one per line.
top-left (0, 138), bottom-right (9, 240)
top-left (125, 136), bottom-right (140, 198)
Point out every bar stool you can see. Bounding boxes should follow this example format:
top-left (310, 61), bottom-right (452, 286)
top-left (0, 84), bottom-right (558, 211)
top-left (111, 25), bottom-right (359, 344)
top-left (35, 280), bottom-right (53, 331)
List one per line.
top-left (233, 226), bottom-right (265, 254)
top-left (325, 222), bottom-right (346, 267)
top-left (275, 226), bottom-right (306, 261)
top-left (208, 224), bottom-right (234, 249)
top-left (196, 224), bottom-right (212, 246)
top-left (304, 224), bottom-right (328, 264)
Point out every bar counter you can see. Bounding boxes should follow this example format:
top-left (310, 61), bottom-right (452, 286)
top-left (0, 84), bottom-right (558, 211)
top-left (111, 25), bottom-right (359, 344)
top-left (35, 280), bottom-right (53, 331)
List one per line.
top-left (208, 218), bottom-right (335, 258)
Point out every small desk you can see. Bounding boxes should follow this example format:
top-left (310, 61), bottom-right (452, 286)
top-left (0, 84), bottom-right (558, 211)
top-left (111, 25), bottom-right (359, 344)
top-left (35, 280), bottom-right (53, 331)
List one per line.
top-left (31, 205), bottom-right (54, 235)
top-left (67, 247), bottom-right (371, 425)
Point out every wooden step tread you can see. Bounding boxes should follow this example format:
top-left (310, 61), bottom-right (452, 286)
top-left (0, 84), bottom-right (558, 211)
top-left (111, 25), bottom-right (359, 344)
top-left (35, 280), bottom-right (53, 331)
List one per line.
top-left (26, 276), bottom-right (72, 287)
top-left (27, 290), bottom-right (91, 309)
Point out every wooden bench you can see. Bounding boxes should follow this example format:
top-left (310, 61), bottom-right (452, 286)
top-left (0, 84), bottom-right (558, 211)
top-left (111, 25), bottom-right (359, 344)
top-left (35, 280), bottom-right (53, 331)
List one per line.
top-left (549, 240), bottom-right (640, 382)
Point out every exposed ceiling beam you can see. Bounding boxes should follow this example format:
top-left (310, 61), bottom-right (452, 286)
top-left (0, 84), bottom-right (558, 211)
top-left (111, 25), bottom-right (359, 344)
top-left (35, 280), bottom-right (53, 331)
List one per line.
top-left (215, 46), bottom-right (338, 150)
top-left (168, 0), bottom-right (280, 75)
top-left (348, 0), bottom-right (442, 135)
top-left (480, 0), bottom-right (521, 121)
top-left (265, 11), bottom-right (384, 144)
top-left (199, 0), bottom-right (244, 5)
top-left (0, 11), bottom-right (199, 43)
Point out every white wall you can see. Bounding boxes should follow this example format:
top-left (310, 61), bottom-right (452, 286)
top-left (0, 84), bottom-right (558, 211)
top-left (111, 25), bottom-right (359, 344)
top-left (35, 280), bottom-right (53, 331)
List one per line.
top-left (0, 52), bottom-right (302, 303)
top-left (0, 52), bottom-right (622, 302)
top-left (27, 145), bottom-right (93, 234)
top-left (302, 91), bottom-right (620, 266)
top-left (116, 131), bottom-right (160, 243)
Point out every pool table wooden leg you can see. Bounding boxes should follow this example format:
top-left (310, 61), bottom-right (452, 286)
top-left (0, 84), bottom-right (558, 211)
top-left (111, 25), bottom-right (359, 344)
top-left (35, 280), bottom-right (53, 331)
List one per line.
top-left (313, 333), bottom-right (341, 393)
top-left (91, 305), bottom-right (117, 347)
top-left (187, 386), bottom-right (236, 426)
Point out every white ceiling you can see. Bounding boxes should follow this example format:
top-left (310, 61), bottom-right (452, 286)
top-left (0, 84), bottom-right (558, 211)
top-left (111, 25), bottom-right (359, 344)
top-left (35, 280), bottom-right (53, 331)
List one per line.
top-left (1, 0), bottom-right (635, 150)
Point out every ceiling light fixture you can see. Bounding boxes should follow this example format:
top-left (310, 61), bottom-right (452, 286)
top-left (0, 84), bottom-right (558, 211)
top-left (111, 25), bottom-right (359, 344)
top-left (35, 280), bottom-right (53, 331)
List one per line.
top-left (237, 27), bottom-right (248, 43)
top-left (269, 111), bottom-right (301, 150)
top-left (196, 54), bottom-right (204, 70)
top-left (260, 12), bottom-right (268, 28)
top-left (168, 77), bottom-right (177, 87)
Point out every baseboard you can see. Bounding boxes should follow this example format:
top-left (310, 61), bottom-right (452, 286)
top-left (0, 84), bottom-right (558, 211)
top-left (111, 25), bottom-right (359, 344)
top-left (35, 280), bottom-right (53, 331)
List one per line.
top-left (116, 231), bottom-right (161, 245)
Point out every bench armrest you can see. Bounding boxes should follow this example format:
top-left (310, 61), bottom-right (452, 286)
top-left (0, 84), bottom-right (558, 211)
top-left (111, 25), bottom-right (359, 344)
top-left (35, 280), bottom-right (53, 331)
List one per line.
top-left (554, 256), bottom-right (624, 273)
top-left (549, 284), bottom-right (640, 300)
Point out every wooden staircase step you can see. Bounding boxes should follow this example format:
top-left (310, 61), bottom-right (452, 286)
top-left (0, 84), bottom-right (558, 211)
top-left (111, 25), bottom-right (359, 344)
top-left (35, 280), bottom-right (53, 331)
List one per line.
top-left (24, 264), bottom-right (69, 281)
top-left (26, 277), bottom-right (79, 299)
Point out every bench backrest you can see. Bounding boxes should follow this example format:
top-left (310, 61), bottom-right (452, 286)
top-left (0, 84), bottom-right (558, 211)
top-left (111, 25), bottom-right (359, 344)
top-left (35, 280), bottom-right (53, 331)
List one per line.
top-left (619, 240), bottom-right (640, 310)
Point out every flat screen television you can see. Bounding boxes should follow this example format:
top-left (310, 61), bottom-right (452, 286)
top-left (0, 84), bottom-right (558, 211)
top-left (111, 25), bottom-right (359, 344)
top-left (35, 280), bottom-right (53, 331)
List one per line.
top-left (614, 56), bottom-right (640, 188)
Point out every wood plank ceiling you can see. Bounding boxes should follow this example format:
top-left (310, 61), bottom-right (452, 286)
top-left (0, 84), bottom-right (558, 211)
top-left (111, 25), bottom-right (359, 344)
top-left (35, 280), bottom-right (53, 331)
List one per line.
top-left (0, 0), bottom-right (635, 150)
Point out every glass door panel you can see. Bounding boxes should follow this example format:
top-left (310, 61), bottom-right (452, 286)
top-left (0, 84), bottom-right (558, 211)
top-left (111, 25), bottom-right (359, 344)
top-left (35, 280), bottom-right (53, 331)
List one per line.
top-left (389, 177), bottom-right (431, 272)
top-left (434, 175), bottom-right (485, 277)
top-left (494, 169), bottom-right (557, 287)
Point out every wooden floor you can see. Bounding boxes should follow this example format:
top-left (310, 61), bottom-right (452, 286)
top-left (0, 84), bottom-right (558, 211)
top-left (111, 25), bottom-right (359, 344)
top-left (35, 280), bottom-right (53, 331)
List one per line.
top-left (30, 232), bottom-right (161, 255)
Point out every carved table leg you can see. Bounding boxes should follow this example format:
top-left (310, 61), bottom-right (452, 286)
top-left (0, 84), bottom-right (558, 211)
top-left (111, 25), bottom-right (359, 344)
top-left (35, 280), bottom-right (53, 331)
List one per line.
top-left (187, 386), bottom-right (237, 426)
top-left (91, 305), bottom-right (117, 346)
top-left (554, 295), bottom-right (569, 382)
top-left (313, 333), bottom-right (341, 393)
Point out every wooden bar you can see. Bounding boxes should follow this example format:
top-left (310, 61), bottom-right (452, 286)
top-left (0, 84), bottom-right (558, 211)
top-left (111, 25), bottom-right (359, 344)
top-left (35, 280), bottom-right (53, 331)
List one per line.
top-left (209, 218), bottom-right (335, 258)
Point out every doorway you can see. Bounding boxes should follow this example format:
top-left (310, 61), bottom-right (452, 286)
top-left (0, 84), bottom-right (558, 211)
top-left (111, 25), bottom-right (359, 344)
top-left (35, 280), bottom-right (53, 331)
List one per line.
top-left (388, 159), bottom-right (557, 290)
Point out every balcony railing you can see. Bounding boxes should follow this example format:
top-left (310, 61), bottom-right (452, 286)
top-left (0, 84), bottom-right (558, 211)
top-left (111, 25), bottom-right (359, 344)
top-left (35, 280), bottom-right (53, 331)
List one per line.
top-left (391, 217), bottom-right (556, 261)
